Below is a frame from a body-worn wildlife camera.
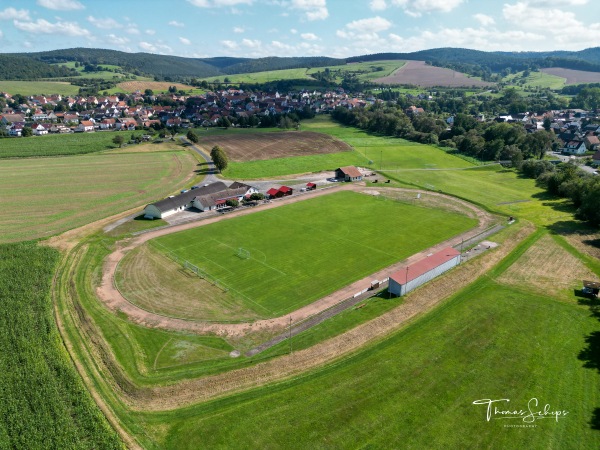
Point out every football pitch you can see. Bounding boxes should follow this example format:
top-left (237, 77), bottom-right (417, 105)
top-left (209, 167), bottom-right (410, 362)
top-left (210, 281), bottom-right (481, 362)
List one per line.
top-left (152, 191), bottom-right (478, 318)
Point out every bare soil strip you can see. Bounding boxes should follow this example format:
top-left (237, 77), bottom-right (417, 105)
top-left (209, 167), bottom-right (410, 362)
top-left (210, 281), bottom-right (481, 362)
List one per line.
top-left (97, 184), bottom-right (495, 338)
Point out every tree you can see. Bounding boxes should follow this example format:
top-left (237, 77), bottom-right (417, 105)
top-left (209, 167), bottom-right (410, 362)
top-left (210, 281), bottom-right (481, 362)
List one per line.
top-left (225, 199), bottom-right (239, 208)
top-left (186, 129), bottom-right (198, 143)
top-left (210, 145), bottom-right (228, 172)
top-left (22, 127), bottom-right (32, 137)
top-left (112, 135), bottom-right (125, 148)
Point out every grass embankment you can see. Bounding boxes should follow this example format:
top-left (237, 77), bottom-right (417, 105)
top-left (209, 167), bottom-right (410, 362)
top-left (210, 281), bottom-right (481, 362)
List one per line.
top-left (0, 242), bottom-right (122, 449)
top-left (0, 147), bottom-right (199, 242)
top-left (150, 191), bottom-right (477, 318)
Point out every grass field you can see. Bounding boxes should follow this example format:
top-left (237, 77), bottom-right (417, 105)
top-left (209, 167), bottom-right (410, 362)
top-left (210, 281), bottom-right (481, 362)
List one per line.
top-left (149, 191), bottom-right (477, 318)
top-left (0, 131), bottom-right (123, 158)
top-left (0, 80), bottom-right (80, 96)
top-left (110, 81), bottom-right (196, 94)
top-left (0, 242), bottom-right (121, 449)
top-left (201, 68), bottom-right (314, 84)
top-left (504, 70), bottom-right (566, 90)
top-left (0, 148), bottom-right (198, 242)
top-left (153, 276), bottom-right (600, 449)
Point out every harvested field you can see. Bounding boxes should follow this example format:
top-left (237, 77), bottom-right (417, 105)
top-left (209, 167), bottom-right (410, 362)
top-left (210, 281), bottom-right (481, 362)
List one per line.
top-left (115, 81), bottom-right (194, 93)
top-left (497, 233), bottom-right (595, 297)
top-left (540, 67), bottom-right (600, 85)
top-left (374, 60), bottom-right (493, 88)
top-left (196, 131), bottom-right (352, 162)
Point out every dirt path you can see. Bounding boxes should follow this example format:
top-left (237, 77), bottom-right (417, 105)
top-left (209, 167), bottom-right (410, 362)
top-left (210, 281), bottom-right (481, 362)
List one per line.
top-left (97, 184), bottom-right (496, 337)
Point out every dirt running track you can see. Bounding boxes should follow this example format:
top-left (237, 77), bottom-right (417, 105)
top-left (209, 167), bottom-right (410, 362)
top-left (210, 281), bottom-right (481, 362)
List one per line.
top-left (97, 183), bottom-right (495, 337)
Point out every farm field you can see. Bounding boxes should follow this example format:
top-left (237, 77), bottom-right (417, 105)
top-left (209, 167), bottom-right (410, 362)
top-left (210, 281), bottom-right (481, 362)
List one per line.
top-left (504, 70), bottom-right (566, 90)
top-left (374, 60), bottom-right (494, 87)
top-left (0, 149), bottom-right (198, 242)
top-left (221, 116), bottom-right (475, 178)
top-left (52, 61), bottom-right (152, 81)
top-left (0, 131), bottom-right (121, 158)
top-left (0, 242), bottom-right (121, 449)
top-left (197, 130), bottom-right (352, 161)
top-left (541, 67), bottom-right (600, 85)
top-left (149, 191), bottom-right (477, 319)
top-left (0, 80), bottom-right (80, 96)
top-left (110, 80), bottom-right (196, 94)
top-left (201, 67), bottom-right (314, 84)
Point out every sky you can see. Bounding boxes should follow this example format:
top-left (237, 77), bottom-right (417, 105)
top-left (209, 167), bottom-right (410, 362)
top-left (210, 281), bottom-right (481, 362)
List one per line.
top-left (0, 0), bottom-right (599, 59)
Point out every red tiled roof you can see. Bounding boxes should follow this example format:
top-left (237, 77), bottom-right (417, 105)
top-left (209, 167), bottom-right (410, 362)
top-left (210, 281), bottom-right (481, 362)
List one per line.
top-left (338, 166), bottom-right (362, 178)
top-left (389, 248), bottom-right (460, 285)
top-left (306, 182), bottom-right (316, 187)
top-left (266, 188), bottom-right (279, 196)
top-left (279, 186), bottom-right (292, 193)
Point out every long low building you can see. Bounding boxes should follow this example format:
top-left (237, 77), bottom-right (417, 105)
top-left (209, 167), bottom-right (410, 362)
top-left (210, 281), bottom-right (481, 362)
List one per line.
top-left (388, 247), bottom-right (461, 297)
top-left (143, 181), bottom-right (256, 219)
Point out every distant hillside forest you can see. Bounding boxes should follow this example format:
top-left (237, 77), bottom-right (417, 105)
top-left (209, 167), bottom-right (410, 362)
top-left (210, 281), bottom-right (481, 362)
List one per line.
top-left (3, 46), bottom-right (600, 83)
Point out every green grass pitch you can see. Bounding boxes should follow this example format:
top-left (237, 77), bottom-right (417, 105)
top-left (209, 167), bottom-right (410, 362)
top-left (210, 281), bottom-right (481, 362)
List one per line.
top-left (153, 191), bottom-right (478, 318)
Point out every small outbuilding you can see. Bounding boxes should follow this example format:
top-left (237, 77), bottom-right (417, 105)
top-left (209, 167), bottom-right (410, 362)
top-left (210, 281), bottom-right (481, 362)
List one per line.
top-left (335, 166), bottom-right (363, 182)
top-left (582, 280), bottom-right (600, 297)
top-left (388, 248), bottom-right (461, 297)
top-left (267, 186), bottom-right (293, 198)
top-left (306, 182), bottom-right (317, 191)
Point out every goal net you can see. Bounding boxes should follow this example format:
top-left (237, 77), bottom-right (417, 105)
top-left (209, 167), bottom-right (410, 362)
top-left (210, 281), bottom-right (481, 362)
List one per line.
top-left (236, 247), bottom-right (251, 259)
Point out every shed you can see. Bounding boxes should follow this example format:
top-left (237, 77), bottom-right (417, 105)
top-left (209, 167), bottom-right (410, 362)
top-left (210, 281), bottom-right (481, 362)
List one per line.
top-left (279, 186), bottom-right (293, 196)
top-left (335, 166), bottom-right (363, 182)
top-left (388, 248), bottom-right (461, 297)
top-left (582, 280), bottom-right (600, 297)
top-left (306, 182), bottom-right (317, 190)
top-left (266, 188), bottom-right (280, 198)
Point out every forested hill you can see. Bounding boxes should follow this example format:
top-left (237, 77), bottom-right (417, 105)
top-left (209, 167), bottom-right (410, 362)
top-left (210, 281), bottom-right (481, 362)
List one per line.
top-left (347, 47), bottom-right (600, 75)
top-left (0, 55), bottom-right (78, 80)
top-left (4, 46), bottom-right (600, 81)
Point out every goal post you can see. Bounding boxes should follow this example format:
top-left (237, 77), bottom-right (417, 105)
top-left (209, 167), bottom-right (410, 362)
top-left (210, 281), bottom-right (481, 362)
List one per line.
top-left (236, 247), bottom-right (251, 260)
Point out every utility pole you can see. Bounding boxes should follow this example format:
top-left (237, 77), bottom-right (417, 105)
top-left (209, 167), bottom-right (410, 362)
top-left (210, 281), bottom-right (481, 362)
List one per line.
top-left (288, 316), bottom-right (292, 354)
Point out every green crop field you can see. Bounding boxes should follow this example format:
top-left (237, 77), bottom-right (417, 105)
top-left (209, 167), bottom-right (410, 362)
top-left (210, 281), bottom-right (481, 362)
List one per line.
top-left (0, 242), bottom-right (121, 449)
top-left (0, 149), bottom-right (198, 242)
top-left (223, 116), bottom-right (473, 178)
top-left (0, 80), bottom-right (80, 96)
top-left (307, 60), bottom-right (406, 82)
top-left (201, 67), bottom-right (314, 84)
top-left (152, 191), bottom-right (477, 317)
top-left (0, 131), bottom-right (124, 158)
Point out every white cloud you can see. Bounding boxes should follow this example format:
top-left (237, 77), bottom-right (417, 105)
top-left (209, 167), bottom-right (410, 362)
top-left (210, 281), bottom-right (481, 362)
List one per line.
top-left (108, 34), bottom-right (129, 45)
top-left (37, 0), bottom-right (84, 11)
top-left (290, 28), bottom-right (297, 34)
top-left (14, 19), bottom-right (91, 37)
top-left (146, 29), bottom-right (156, 35)
top-left (126, 27), bottom-right (141, 35)
top-left (242, 38), bottom-right (261, 48)
top-left (179, 37), bottom-right (192, 45)
top-left (527, 0), bottom-right (587, 5)
top-left (473, 13), bottom-right (494, 26)
top-left (87, 16), bottom-right (122, 29)
top-left (0, 30), bottom-right (3, 39)
top-left (169, 20), bottom-right (185, 28)
top-left (370, 0), bottom-right (387, 11)
top-left (0, 8), bottom-right (30, 21)
top-left (187, 0), bottom-right (253, 7)
top-left (301, 32), bottom-right (319, 40)
top-left (221, 39), bottom-right (239, 49)
top-left (138, 41), bottom-right (173, 54)
top-left (337, 16), bottom-right (392, 39)
top-left (503, 2), bottom-right (581, 29)
top-left (233, 26), bottom-right (245, 33)
top-left (290, 0), bottom-right (329, 21)
top-left (391, 0), bottom-right (464, 16)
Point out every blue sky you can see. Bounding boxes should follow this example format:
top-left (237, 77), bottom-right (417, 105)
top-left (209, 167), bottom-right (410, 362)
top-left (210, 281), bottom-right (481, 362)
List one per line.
top-left (0, 0), bottom-right (599, 58)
